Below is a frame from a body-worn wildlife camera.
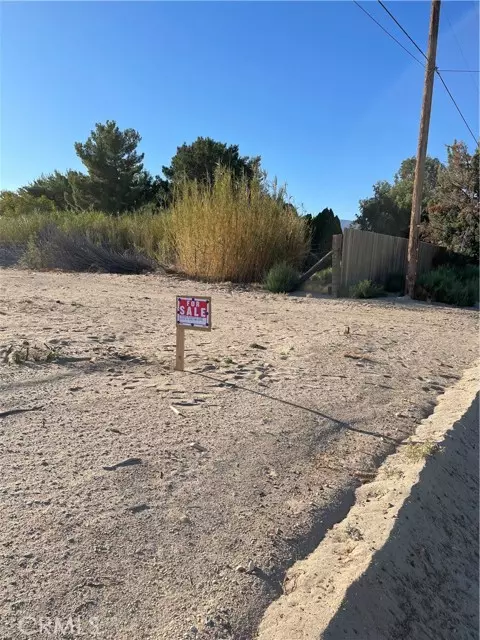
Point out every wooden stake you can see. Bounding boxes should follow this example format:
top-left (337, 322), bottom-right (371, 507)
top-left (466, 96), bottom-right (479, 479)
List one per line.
top-left (331, 234), bottom-right (343, 297)
top-left (175, 326), bottom-right (185, 371)
top-left (406, 0), bottom-right (441, 297)
top-left (297, 250), bottom-right (333, 285)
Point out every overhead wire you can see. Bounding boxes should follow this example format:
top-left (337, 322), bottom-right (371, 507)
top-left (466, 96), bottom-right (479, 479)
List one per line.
top-left (438, 69), bottom-right (480, 74)
top-left (446, 12), bottom-right (479, 91)
top-left (377, 0), bottom-right (428, 61)
top-left (435, 72), bottom-right (478, 144)
top-left (352, 0), bottom-right (424, 67)
top-left (354, 0), bottom-right (479, 144)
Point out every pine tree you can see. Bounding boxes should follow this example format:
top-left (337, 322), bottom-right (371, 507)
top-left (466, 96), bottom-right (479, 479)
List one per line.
top-left (73, 120), bottom-right (147, 214)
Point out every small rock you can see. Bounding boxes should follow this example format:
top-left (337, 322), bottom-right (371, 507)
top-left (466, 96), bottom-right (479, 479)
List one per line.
top-left (129, 503), bottom-right (150, 514)
top-left (235, 564), bottom-right (246, 573)
top-left (103, 457), bottom-right (142, 471)
top-left (246, 559), bottom-right (256, 573)
top-left (189, 442), bottom-right (207, 453)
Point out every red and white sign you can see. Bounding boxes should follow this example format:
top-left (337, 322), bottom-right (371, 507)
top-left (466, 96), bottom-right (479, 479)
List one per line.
top-left (176, 296), bottom-right (211, 331)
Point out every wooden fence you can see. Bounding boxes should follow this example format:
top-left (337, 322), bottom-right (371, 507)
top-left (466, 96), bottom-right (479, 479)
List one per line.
top-left (339, 228), bottom-right (444, 289)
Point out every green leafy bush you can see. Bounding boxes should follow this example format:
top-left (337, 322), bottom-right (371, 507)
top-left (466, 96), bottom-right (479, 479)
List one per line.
top-left (385, 272), bottom-right (405, 293)
top-left (416, 266), bottom-right (479, 307)
top-left (265, 262), bottom-right (300, 293)
top-left (312, 267), bottom-right (332, 286)
top-left (350, 279), bottom-right (385, 299)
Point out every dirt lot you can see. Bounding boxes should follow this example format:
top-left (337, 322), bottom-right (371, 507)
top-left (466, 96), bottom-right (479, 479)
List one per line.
top-left (0, 270), bottom-right (478, 639)
top-left (258, 366), bottom-right (479, 640)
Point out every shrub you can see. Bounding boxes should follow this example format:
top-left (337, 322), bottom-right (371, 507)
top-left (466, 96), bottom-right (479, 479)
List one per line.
top-left (0, 168), bottom-right (309, 282)
top-left (166, 167), bottom-right (309, 282)
top-left (416, 265), bottom-right (479, 307)
top-left (21, 225), bottom-right (156, 274)
top-left (350, 279), bottom-right (385, 299)
top-left (385, 272), bottom-right (405, 293)
top-left (265, 262), bottom-right (300, 293)
top-left (0, 190), bottom-right (58, 217)
top-left (0, 244), bottom-right (25, 267)
top-left (0, 210), bottom-right (171, 266)
top-left (312, 267), bottom-right (332, 286)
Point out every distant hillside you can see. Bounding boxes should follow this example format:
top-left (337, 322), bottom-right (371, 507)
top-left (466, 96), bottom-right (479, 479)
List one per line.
top-left (340, 219), bottom-right (354, 231)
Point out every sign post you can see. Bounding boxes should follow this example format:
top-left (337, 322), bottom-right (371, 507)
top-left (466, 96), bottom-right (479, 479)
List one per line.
top-left (175, 296), bottom-right (212, 371)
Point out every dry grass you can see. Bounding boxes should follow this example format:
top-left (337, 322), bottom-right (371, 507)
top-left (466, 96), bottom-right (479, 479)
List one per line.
top-left (0, 169), bottom-right (308, 280)
top-left (0, 211), bottom-right (170, 263)
top-left (166, 168), bottom-right (309, 282)
top-left (405, 440), bottom-right (441, 462)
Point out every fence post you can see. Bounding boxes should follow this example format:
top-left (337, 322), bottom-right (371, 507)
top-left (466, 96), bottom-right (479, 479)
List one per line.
top-left (331, 234), bottom-right (342, 297)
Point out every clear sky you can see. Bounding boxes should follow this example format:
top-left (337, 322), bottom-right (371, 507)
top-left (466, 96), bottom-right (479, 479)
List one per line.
top-left (1, 1), bottom-right (478, 219)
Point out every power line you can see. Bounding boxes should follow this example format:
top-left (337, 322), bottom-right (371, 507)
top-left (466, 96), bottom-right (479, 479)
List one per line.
top-left (375, 0), bottom-right (478, 144)
top-left (377, 0), bottom-right (428, 61)
top-left (446, 13), bottom-right (479, 91)
top-left (352, 1), bottom-right (424, 67)
top-left (439, 69), bottom-right (480, 73)
top-left (435, 71), bottom-right (478, 144)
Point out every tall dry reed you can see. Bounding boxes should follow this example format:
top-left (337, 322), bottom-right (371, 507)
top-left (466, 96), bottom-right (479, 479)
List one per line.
top-left (167, 168), bottom-right (309, 282)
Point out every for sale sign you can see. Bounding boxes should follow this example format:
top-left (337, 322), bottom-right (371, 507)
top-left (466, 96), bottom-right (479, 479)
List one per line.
top-left (176, 296), bottom-right (212, 331)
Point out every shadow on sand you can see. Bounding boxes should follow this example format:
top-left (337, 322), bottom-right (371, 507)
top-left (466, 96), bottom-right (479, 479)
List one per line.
top-left (322, 394), bottom-right (479, 640)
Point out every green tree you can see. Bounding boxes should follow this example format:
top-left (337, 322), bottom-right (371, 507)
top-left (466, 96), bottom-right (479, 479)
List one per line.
top-left (0, 190), bottom-right (57, 217)
top-left (306, 207), bottom-right (342, 257)
top-left (163, 137), bottom-right (261, 186)
top-left (426, 142), bottom-right (479, 259)
top-left (356, 156), bottom-right (442, 237)
top-left (20, 170), bottom-right (73, 210)
top-left (141, 174), bottom-right (171, 210)
top-left (72, 120), bottom-right (148, 214)
top-left (356, 180), bottom-right (407, 236)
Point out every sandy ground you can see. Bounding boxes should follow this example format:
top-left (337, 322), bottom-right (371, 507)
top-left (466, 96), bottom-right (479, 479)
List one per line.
top-left (257, 365), bottom-right (479, 640)
top-left (0, 270), bottom-right (478, 640)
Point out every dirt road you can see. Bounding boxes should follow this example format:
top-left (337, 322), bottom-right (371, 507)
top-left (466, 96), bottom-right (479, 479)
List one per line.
top-left (0, 271), bottom-right (477, 639)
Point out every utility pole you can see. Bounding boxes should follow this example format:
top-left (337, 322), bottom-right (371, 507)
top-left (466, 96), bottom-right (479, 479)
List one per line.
top-left (405, 0), bottom-right (441, 298)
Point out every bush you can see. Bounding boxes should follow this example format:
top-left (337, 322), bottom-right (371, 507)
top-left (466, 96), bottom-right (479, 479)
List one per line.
top-left (0, 244), bottom-right (25, 267)
top-left (385, 272), bottom-right (405, 293)
top-left (21, 225), bottom-right (156, 274)
top-left (0, 210), bottom-right (171, 266)
top-left (350, 279), bottom-right (385, 299)
top-left (166, 167), bottom-right (309, 282)
top-left (416, 265), bottom-right (479, 307)
top-left (0, 167), bottom-right (308, 281)
top-left (0, 190), bottom-right (58, 218)
top-left (265, 262), bottom-right (300, 293)
top-left (312, 267), bottom-right (332, 286)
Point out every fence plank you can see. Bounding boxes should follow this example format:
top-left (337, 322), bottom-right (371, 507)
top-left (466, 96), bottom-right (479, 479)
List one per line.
top-left (340, 229), bottom-right (444, 288)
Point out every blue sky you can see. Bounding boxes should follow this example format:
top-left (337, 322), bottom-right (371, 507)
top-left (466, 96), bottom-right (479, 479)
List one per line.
top-left (1, 1), bottom-right (478, 219)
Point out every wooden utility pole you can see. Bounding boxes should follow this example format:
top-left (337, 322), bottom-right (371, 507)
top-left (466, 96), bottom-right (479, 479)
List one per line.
top-left (406, 0), bottom-right (441, 297)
